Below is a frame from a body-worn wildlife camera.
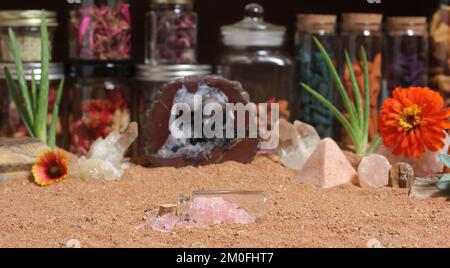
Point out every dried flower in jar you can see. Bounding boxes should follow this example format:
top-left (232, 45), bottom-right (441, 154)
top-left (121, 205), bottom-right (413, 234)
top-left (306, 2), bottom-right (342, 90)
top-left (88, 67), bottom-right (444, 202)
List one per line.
top-left (69, 1), bottom-right (131, 60)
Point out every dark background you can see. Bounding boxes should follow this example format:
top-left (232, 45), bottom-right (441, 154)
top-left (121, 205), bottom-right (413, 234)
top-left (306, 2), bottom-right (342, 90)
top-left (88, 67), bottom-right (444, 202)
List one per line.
top-left (0, 0), bottom-right (441, 64)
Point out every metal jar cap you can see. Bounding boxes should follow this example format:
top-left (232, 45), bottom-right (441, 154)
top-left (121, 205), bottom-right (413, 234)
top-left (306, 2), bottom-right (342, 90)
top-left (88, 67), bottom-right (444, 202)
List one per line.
top-left (135, 64), bottom-right (212, 82)
top-left (0, 10), bottom-right (58, 27)
top-left (0, 62), bottom-right (64, 81)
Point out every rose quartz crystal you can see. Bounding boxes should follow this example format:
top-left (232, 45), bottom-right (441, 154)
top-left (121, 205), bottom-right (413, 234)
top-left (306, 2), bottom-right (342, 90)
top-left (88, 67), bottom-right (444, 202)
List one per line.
top-left (357, 154), bottom-right (391, 188)
top-left (139, 197), bottom-right (256, 233)
top-left (295, 138), bottom-right (358, 188)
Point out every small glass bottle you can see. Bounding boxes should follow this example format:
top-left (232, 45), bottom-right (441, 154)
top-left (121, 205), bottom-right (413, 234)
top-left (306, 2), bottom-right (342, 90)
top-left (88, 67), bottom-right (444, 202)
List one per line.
top-left (385, 17), bottom-right (428, 95)
top-left (341, 13), bottom-right (383, 143)
top-left (0, 10), bottom-right (58, 62)
top-left (430, 1), bottom-right (450, 107)
top-left (178, 190), bottom-right (267, 224)
top-left (0, 63), bottom-right (67, 147)
top-left (146, 0), bottom-right (198, 65)
top-left (69, 0), bottom-right (131, 60)
top-left (219, 3), bottom-right (295, 120)
top-left (68, 62), bottom-right (133, 156)
top-left (295, 14), bottom-right (337, 138)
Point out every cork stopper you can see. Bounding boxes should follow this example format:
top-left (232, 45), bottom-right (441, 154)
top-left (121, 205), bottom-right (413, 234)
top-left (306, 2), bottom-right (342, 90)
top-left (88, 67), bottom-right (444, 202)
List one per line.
top-left (387, 16), bottom-right (427, 35)
top-left (342, 13), bottom-right (383, 31)
top-left (297, 14), bottom-right (337, 33)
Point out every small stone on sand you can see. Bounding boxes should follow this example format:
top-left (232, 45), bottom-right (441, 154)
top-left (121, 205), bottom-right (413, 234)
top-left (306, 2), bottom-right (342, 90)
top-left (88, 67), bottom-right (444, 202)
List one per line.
top-left (66, 239), bottom-right (81, 248)
top-left (358, 154), bottom-right (391, 188)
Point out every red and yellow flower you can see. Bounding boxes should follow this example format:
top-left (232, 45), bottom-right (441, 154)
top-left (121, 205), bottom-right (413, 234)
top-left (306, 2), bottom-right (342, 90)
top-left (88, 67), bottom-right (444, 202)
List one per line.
top-left (32, 151), bottom-right (69, 186)
top-left (379, 87), bottom-right (450, 158)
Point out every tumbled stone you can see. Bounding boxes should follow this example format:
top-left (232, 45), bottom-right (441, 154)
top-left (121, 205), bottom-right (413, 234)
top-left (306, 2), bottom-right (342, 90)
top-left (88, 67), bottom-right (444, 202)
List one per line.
top-left (358, 154), bottom-right (391, 188)
top-left (389, 162), bottom-right (415, 188)
top-left (377, 132), bottom-right (450, 177)
top-left (295, 138), bottom-right (358, 188)
top-left (275, 119), bottom-right (321, 170)
top-left (409, 176), bottom-right (449, 199)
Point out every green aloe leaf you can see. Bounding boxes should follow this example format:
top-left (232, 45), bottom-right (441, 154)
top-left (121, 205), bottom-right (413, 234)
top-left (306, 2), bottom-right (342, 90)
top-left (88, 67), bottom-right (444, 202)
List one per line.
top-left (48, 78), bottom-right (64, 149)
top-left (439, 154), bottom-right (450, 169)
top-left (4, 67), bottom-right (35, 138)
top-left (361, 48), bottom-right (371, 145)
top-left (31, 69), bottom-right (37, 115)
top-left (436, 174), bottom-right (450, 191)
top-left (313, 37), bottom-right (357, 124)
top-left (344, 51), bottom-right (364, 130)
top-left (8, 28), bottom-right (33, 125)
top-left (35, 10), bottom-right (50, 143)
top-left (301, 83), bottom-right (357, 143)
top-left (366, 135), bottom-right (382, 155)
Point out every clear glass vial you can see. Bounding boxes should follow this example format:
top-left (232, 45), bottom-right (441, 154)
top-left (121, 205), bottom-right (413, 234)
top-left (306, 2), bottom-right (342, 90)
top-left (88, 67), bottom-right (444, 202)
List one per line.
top-left (385, 17), bottom-right (428, 94)
top-left (145, 0), bottom-right (198, 65)
top-left (178, 190), bottom-right (267, 223)
top-left (341, 13), bottom-right (383, 143)
top-left (295, 14), bottom-right (338, 138)
top-left (430, 1), bottom-right (450, 107)
top-left (218, 3), bottom-right (295, 120)
top-left (0, 10), bottom-right (58, 62)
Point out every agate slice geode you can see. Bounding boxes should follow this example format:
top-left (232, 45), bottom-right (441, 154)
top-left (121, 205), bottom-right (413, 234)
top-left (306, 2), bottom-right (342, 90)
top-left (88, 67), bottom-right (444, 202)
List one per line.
top-left (141, 75), bottom-right (259, 167)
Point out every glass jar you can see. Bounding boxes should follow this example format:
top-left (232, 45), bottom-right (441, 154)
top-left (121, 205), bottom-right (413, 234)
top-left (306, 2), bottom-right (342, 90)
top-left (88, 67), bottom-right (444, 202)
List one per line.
top-left (385, 17), bottom-right (428, 95)
top-left (218, 3), bottom-right (295, 120)
top-left (295, 14), bottom-right (337, 138)
top-left (341, 13), bottom-right (383, 143)
top-left (134, 64), bottom-right (212, 163)
top-left (68, 62), bottom-right (133, 156)
top-left (69, 0), bottom-right (131, 61)
top-left (0, 63), bottom-right (67, 147)
top-left (0, 10), bottom-right (58, 62)
top-left (145, 0), bottom-right (197, 65)
top-left (178, 190), bottom-right (267, 223)
top-left (430, 2), bottom-right (450, 107)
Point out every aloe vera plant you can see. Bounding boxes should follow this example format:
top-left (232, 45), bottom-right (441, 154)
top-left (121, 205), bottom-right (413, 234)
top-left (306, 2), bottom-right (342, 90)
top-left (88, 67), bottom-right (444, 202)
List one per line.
top-left (301, 37), bottom-right (381, 156)
top-left (4, 11), bottom-right (64, 149)
top-left (438, 155), bottom-right (450, 192)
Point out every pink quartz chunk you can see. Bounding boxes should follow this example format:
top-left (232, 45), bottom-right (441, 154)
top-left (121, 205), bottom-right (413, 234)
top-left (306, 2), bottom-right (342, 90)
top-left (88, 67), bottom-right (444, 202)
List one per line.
top-left (140, 197), bottom-right (256, 233)
top-left (295, 138), bottom-right (358, 188)
top-left (357, 154), bottom-right (391, 188)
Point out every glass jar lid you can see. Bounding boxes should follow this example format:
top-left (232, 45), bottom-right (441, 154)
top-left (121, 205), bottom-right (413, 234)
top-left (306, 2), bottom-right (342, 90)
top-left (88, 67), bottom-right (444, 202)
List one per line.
top-left (221, 3), bottom-right (286, 47)
top-left (0, 10), bottom-right (57, 27)
top-left (387, 16), bottom-right (427, 35)
top-left (0, 62), bottom-right (64, 81)
top-left (68, 61), bottom-right (134, 78)
top-left (136, 64), bottom-right (212, 82)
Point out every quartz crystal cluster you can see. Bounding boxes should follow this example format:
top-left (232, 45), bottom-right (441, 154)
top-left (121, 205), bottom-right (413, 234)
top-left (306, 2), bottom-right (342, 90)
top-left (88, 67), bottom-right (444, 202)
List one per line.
top-left (76, 122), bottom-right (138, 180)
top-left (140, 197), bottom-right (256, 233)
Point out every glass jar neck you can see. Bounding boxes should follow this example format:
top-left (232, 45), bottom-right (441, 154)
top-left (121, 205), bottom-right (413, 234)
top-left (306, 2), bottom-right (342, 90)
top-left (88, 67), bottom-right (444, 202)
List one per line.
top-left (342, 23), bottom-right (382, 35)
top-left (224, 45), bottom-right (284, 53)
top-left (151, 3), bottom-right (193, 12)
top-left (388, 24), bottom-right (427, 36)
top-left (297, 24), bottom-right (336, 35)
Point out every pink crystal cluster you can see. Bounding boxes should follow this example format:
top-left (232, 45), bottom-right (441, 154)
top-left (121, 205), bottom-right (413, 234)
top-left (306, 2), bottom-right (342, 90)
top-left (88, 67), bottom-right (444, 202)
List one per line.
top-left (140, 198), bottom-right (256, 233)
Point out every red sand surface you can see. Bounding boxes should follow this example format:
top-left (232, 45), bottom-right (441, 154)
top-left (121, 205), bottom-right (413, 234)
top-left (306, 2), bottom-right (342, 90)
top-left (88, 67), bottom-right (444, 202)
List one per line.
top-left (0, 157), bottom-right (448, 248)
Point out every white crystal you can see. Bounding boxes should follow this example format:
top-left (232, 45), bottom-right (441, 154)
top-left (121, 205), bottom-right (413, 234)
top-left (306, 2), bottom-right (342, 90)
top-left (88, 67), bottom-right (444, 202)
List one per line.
top-left (275, 119), bottom-right (321, 170)
top-left (77, 122), bottom-right (138, 180)
top-left (358, 154), bottom-right (391, 188)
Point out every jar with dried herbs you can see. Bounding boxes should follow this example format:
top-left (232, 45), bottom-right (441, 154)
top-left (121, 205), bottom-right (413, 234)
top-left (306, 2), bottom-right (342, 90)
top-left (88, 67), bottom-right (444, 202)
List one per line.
top-left (295, 14), bottom-right (338, 138)
top-left (0, 10), bottom-right (57, 62)
top-left (385, 17), bottom-right (428, 94)
top-left (68, 62), bottom-right (133, 156)
top-left (341, 13), bottom-right (383, 144)
top-left (430, 1), bottom-right (450, 107)
top-left (146, 0), bottom-right (198, 65)
top-left (0, 63), bottom-right (68, 147)
top-left (69, 0), bottom-right (131, 61)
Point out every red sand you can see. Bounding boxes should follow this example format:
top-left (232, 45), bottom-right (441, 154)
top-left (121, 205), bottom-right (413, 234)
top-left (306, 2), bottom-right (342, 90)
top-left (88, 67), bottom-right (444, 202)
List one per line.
top-left (0, 157), bottom-right (448, 248)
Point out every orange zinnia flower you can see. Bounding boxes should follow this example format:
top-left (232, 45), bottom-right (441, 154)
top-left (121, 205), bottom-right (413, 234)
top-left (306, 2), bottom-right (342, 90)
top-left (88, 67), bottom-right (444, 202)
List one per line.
top-left (32, 151), bottom-right (69, 186)
top-left (379, 87), bottom-right (450, 158)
